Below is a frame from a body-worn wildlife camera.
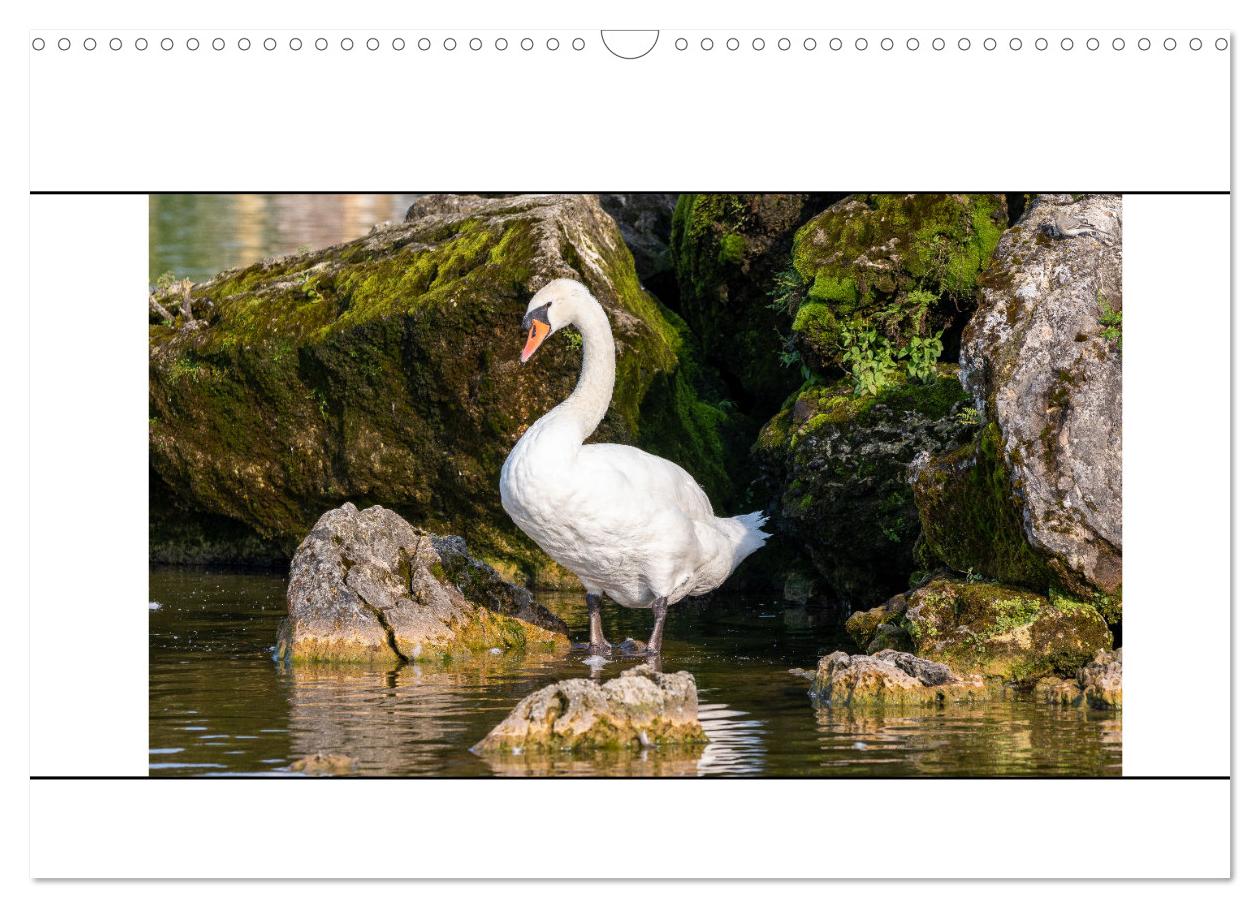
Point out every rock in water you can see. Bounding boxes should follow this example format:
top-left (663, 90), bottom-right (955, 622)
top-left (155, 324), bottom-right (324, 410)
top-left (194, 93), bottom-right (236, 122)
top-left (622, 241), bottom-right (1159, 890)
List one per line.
top-left (472, 664), bottom-right (708, 753)
top-left (149, 194), bottom-right (726, 582)
top-left (809, 649), bottom-right (986, 708)
top-left (957, 193), bottom-right (1123, 596)
top-left (1078, 648), bottom-right (1123, 709)
top-left (276, 503), bottom-right (568, 664)
top-left (1033, 648), bottom-right (1123, 710)
top-left (887, 578), bottom-right (1111, 682)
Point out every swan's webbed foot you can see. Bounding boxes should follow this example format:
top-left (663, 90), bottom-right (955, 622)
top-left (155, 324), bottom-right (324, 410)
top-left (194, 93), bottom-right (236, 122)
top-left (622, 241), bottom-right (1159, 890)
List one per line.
top-left (646, 596), bottom-right (668, 657)
top-left (586, 593), bottom-right (613, 656)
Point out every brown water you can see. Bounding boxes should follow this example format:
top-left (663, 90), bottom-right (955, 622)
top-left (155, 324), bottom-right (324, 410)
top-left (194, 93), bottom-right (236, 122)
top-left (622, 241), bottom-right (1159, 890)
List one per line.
top-left (149, 194), bottom-right (415, 284)
top-left (148, 569), bottom-right (1121, 777)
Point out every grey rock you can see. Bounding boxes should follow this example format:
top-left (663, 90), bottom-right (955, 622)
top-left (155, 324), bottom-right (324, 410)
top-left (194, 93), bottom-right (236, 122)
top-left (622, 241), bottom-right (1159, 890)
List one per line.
top-left (960, 193), bottom-right (1123, 595)
top-left (276, 503), bottom-right (569, 664)
top-left (809, 648), bottom-right (986, 708)
top-left (472, 664), bottom-right (708, 753)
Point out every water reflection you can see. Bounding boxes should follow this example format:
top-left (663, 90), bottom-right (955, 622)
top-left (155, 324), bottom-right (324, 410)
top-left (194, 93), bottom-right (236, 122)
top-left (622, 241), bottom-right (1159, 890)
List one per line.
top-left (149, 194), bottom-right (415, 284)
top-left (149, 569), bottom-right (1122, 777)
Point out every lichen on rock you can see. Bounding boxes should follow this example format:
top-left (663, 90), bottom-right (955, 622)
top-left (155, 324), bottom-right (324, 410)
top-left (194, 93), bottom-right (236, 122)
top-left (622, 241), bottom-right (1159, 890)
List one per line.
top-left (472, 664), bottom-right (708, 753)
top-left (809, 649), bottom-right (987, 708)
top-left (275, 502), bottom-right (569, 664)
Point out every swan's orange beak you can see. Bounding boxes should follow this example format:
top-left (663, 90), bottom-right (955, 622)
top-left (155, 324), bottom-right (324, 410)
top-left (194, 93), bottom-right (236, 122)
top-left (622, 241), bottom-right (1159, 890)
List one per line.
top-left (520, 319), bottom-right (550, 363)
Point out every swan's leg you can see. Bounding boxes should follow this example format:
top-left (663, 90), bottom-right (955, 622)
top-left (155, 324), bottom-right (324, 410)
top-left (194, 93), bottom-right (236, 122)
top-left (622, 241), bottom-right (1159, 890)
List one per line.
top-left (587, 593), bottom-right (612, 656)
top-left (646, 596), bottom-right (669, 655)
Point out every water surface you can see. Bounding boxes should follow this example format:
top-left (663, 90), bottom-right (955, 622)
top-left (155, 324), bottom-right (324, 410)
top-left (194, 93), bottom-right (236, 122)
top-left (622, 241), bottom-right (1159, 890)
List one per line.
top-left (149, 568), bottom-right (1121, 777)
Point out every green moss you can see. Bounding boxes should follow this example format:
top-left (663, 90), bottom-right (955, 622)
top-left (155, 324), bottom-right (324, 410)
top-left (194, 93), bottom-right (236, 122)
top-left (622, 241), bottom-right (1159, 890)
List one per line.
top-left (150, 198), bottom-right (712, 580)
top-left (759, 368), bottom-right (972, 607)
top-left (904, 579), bottom-right (1111, 681)
top-left (787, 194), bottom-right (1007, 389)
top-left (913, 422), bottom-right (1054, 590)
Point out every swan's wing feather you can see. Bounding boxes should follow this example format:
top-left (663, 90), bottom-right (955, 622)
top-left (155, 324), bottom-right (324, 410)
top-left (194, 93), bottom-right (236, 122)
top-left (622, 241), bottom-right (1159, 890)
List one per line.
top-left (578, 443), bottom-right (715, 521)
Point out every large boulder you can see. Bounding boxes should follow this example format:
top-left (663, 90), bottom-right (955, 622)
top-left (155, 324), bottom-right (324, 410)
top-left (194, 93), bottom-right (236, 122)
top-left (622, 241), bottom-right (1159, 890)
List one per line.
top-left (862, 577), bottom-right (1113, 682)
top-left (784, 194), bottom-right (1006, 388)
top-left (672, 193), bottom-right (837, 411)
top-left (809, 649), bottom-right (987, 708)
top-left (753, 368), bottom-right (974, 609)
top-left (472, 664), bottom-right (708, 753)
top-left (275, 503), bottom-right (568, 664)
top-left (150, 194), bottom-right (729, 582)
top-left (956, 194), bottom-right (1123, 596)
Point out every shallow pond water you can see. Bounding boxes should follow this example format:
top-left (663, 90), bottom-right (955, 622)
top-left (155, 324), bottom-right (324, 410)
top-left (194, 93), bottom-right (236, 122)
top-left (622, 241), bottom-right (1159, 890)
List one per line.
top-left (149, 568), bottom-right (1121, 777)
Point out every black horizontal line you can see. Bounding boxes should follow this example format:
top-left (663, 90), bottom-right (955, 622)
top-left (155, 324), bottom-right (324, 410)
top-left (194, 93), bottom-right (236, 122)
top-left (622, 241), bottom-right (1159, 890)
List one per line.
top-left (28, 190), bottom-right (1232, 196)
top-left (31, 775), bottom-right (1231, 781)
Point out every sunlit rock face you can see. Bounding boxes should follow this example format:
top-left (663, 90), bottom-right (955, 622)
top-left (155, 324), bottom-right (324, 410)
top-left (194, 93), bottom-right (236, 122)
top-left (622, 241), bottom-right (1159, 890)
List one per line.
top-left (955, 193), bottom-right (1123, 597)
top-left (472, 664), bottom-right (708, 753)
top-left (276, 502), bottom-right (568, 665)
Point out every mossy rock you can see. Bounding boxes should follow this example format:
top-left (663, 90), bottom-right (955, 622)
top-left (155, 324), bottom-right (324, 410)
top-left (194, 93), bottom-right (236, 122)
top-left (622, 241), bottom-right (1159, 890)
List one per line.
top-left (911, 421), bottom-right (1056, 590)
top-left (901, 578), bottom-right (1112, 682)
top-left (276, 503), bottom-right (569, 665)
top-left (786, 193), bottom-right (1007, 380)
top-left (150, 195), bottom-right (730, 582)
top-left (472, 665), bottom-right (708, 753)
top-left (671, 193), bottom-right (838, 412)
top-left (753, 367), bottom-right (973, 609)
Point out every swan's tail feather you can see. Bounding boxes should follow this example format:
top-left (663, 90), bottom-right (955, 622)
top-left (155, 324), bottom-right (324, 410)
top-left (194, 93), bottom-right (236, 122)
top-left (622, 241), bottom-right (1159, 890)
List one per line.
top-left (725, 510), bottom-right (771, 569)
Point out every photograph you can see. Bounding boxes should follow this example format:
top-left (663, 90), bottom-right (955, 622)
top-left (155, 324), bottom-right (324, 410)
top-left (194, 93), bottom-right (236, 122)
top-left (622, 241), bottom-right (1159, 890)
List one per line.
top-left (147, 191), bottom-right (1124, 778)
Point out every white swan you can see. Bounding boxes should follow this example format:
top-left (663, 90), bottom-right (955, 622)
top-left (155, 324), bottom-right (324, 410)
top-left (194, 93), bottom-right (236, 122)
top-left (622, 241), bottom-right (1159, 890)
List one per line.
top-left (500, 279), bottom-right (769, 655)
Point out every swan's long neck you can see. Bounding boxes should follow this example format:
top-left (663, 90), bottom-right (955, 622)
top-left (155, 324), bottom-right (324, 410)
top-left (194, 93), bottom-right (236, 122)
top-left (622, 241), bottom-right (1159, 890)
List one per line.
top-left (551, 297), bottom-right (616, 441)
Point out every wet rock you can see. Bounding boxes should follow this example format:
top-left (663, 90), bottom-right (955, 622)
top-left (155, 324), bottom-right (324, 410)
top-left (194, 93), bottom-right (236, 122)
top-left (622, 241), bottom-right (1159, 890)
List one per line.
top-left (150, 194), bottom-right (727, 582)
top-left (288, 753), bottom-right (358, 775)
top-left (472, 664), bottom-right (708, 753)
top-left (672, 193), bottom-right (837, 410)
top-left (896, 578), bottom-right (1111, 682)
top-left (1033, 649), bottom-right (1122, 710)
top-left (1079, 648), bottom-right (1122, 709)
top-left (276, 503), bottom-right (569, 664)
top-left (809, 649), bottom-right (986, 708)
top-left (845, 593), bottom-right (908, 648)
top-left (754, 369), bottom-right (973, 608)
top-left (956, 194), bottom-right (1123, 596)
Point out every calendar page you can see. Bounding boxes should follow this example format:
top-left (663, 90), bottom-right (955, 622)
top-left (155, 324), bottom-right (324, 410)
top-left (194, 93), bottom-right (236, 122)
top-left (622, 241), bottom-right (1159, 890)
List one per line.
top-left (21, 0), bottom-right (1236, 887)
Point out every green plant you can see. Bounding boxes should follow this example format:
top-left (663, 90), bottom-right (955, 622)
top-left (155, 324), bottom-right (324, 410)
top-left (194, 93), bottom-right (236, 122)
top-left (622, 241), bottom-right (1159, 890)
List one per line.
top-left (769, 267), bottom-right (808, 315)
top-left (957, 406), bottom-right (981, 426)
top-left (901, 331), bottom-right (944, 382)
top-left (154, 270), bottom-right (177, 290)
top-left (843, 327), bottom-right (900, 397)
top-left (1099, 295), bottom-right (1123, 351)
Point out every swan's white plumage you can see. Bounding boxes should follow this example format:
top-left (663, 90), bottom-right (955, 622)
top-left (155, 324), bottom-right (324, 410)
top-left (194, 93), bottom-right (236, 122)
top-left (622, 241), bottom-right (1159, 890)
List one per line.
top-left (500, 279), bottom-right (768, 610)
